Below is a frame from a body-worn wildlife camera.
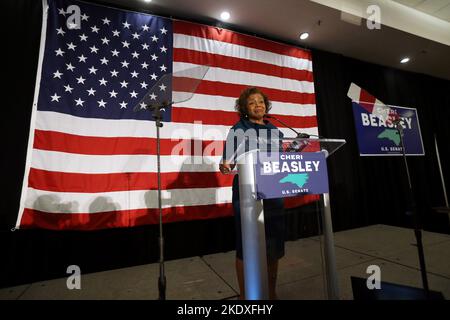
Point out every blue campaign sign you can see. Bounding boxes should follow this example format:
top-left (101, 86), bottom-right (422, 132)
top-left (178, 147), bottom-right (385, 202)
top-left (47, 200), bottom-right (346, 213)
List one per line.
top-left (255, 152), bottom-right (329, 199)
top-left (352, 103), bottom-right (425, 156)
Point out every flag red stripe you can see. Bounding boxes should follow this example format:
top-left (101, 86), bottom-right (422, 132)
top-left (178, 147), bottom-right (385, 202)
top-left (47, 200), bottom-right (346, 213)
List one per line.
top-left (174, 80), bottom-right (316, 105)
top-left (21, 204), bottom-right (234, 230)
top-left (28, 168), bottom-right (233, 193)
top-left (33, 117), bottom-right (318, 156)
top-left (172, 107), bottom-right (318, 128)
top-left (174, 20), bottom-right (312, 61)
top-left (359, 89), bottom-right (376, 104)
top-left (34, 130), bottom-right (224, 156)
top-left (173, 48), bottom-right (314, 82)
top-left (358, 89), bottom-right (376, 113)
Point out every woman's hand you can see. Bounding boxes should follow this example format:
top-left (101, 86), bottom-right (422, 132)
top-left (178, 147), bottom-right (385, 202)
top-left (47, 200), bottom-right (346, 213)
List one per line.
top-left (219, 162), bottom-right (234, 174)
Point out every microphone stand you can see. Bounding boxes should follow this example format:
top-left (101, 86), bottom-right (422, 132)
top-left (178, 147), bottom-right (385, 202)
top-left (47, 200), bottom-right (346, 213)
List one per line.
top-left (131, 64), bottom-right (209, 301)
top-left (395, 120), bottom-right (430, 297)
top-left (264, 114), bottom-right (310, 138)
top-left (264, 114), bottom-right (312, 152)
top-left (145, 102), bottom-right (169, 300)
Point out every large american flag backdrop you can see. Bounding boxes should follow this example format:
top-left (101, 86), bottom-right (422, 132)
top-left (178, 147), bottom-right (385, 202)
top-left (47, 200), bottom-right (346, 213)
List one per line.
top-left (17, 0), bottom-right (319, 230)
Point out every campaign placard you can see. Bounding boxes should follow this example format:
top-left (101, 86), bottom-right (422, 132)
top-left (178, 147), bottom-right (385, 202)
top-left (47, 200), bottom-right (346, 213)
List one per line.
top-left (352, 103), bottom-right (425, 156)
top-left (255, 152), bottom-right (329, 199)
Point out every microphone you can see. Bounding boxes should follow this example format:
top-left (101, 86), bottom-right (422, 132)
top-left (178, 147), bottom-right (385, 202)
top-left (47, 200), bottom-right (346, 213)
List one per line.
top-left (133, 99), bottom-right (171, 113)
top-left (264, 114), bottom-right (313, 152)
top-left (263, 114), bottom-right (312, 138)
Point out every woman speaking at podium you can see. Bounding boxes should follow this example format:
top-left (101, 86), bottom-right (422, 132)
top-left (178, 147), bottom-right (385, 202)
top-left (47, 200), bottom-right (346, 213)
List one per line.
top-left (219, 87), bottom-right (285, 300)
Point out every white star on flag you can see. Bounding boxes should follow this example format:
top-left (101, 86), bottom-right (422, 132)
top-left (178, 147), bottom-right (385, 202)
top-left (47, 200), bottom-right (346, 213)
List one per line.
top-left (140, 81), bottom-right (148, 89)
top-left (88, 66), bottom-right (98, 74)
top-left (53, 70), bottom-right (63, 78)
top-left (51, 93), bottom-right (61, 102)
top-left (97, 99), bottom-right (107, 108)
top-left (119, 101), bottom-right (128, 109)
top-left (64, 84), bottom-right (73, 93)
top-left (76, 76), bottom-right (86, 84)
top-left (75, 98), bottom-right (85, 106)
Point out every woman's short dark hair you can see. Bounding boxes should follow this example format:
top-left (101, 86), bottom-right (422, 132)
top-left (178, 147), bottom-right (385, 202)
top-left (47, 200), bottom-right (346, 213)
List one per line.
top-left (235, 87), bottom-right (272, 118)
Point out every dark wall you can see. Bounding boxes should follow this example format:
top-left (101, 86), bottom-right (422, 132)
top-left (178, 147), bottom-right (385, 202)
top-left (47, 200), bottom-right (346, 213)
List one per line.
top-left (1, 0), bottom-right (449, 288)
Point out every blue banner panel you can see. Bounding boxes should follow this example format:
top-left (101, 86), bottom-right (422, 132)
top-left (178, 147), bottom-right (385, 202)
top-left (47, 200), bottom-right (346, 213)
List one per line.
top-left (352, 103), bottom-right (425, 156)
top-left (255, 152), bottom-right (329, 199)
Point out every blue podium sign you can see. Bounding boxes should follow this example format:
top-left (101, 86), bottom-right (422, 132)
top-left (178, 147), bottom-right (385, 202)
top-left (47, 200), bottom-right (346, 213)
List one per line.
top-left (255, 152), bottom-right (329, 199)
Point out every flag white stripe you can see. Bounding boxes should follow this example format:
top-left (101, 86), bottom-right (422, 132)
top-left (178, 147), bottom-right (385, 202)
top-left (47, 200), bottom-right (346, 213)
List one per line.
top-left (24, 187), bottom-right (232, 213)
top-left (173, 93), bottom-right (316, 116)
top-left (31, 149), bottom-right (222, 174)
top-left (173, 62), bottom-right (315, 93)
top-left (347, 83), bottom-right (361, 101)
top-left (174, 34), bottom-right (313, 72)
top-left (35, 110), bottom-right (318, 139)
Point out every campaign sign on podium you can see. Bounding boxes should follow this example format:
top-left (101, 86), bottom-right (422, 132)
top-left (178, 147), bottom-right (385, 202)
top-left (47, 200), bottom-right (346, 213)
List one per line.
top-left (255, 152), bottom-right (329, 199)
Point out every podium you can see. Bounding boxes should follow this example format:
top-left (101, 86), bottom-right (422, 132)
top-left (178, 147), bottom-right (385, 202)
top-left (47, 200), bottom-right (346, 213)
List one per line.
top-left (236, 137), bottom-right (346, 300)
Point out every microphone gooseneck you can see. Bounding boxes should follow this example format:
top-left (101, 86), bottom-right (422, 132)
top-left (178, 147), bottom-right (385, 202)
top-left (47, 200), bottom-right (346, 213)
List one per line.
top-left (263, 114), bottom-right (311, 138)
